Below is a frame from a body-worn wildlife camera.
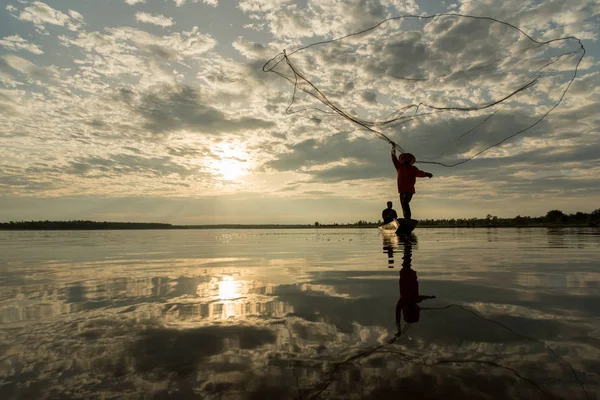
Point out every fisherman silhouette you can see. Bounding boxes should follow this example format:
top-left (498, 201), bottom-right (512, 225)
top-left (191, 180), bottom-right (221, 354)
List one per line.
top-left (382, 201), bottom-right (399, 225)
top-left (390, 144), bottom-right (432, 223)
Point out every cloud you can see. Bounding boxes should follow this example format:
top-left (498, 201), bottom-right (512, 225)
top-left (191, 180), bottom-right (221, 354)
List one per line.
top-left (67, 153), bottom-right (199, 179)
top-left (61, 26), bottom-right (216, 61)
top-left (0, 35), bottom-right (44, 54)
top-left (262, 99), bottom-right (600, 203)
top-left (255, 1), bottom-right (595, 210)
top-left (0, 54), bottom-right (60, 83)
top-left (125, 0), bottom-right (146, 4)
top-left (239, 0), bottom-right (295, 13)
top-left (260, 11), bottom-right (587, 181)
top-left (68, 9), bottom-right (84, 22)
top-left (133, 84), bottom-right (274, 134)
top-left (17, 1), bottom-right (84, 32)
top-left (0, 174), bottom-right (57, 192)
top-left (232, 39), bottom-right (272, 60)
top-left (303, 190), bottom-right (334, 196)
top-left (239, 0), bottom-right (418, 38)
top-left (169, 0), bottom-right (219, 6)
top-left (57, 26), bottom-right (217, 89)
top-left (1, 0), bottom-right (598, 219)
top-left (135, 12), bottom-right (175, 28)
top-left (361, 91), bottom-right (377, 104)
top-left (460, 0), bottom-right (600, 40)
top-left (129, 326), bottom-right (276, 377)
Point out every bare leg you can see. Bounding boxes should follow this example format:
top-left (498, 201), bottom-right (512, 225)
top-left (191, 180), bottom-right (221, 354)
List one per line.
top-left (399, 193), bottom-right (413, 220)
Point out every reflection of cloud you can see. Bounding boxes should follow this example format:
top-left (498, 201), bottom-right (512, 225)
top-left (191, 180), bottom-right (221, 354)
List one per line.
top-left (2, 276), bottom-right (598, 399)
top-left (300, 283), bottom-right (351, 298)
top-left (129, 325), bottom-right (276, 378)
top-left (161, 276), bottom-right (294, 321)
top-left (1, 231), bottom-right (600, 399)
top-left (165, 299), bottom-right (293, 321)
top-left (218, 276), bottom-right (237, 300)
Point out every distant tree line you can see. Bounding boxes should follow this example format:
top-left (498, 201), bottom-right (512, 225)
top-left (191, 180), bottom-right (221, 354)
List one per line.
top-left (419, 209), bottom-right (600, 227)
top-left (315, 220), bottom-right (381, 227)
top-left (178, 224), bottom-right (316, 229)
top-left (314, 209), bottom-right (600, 228)
top-left (0, 220), bottom-right (172, 230)
top-left (1, 209), bottom-right (598, 230)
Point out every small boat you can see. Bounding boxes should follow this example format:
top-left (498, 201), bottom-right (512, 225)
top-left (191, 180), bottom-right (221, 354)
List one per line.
top-left (378, 219), bottom-right (399, 232)
top-left (379, 219), bottom-right (418, 235)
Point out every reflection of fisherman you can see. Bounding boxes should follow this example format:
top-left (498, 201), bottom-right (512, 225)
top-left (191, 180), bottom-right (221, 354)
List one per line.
top-left (395, 237), bottom-right (435, 331)
top-left (395, 268), bottom-right (436, 330)
top-left (382, 201), bottom-right (398, 224)
top-left (390, 143), bottom-right (432, 221)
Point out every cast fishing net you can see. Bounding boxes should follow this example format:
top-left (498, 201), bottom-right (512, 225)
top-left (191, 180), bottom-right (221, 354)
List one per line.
top-left (263, 14), bottom-right (585, 167)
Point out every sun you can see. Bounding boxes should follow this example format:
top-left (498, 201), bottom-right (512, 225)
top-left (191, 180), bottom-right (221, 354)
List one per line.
top-left (211, 143), bottom-right (248, 181)
top-left (214, 159), bottom-right (245, 180)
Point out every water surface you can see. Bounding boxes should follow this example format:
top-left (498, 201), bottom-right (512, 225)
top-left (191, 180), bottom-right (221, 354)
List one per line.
top-left (1, 228), bottom-right (599, 399)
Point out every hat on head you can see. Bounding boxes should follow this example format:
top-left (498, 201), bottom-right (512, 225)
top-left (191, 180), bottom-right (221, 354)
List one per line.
top-left (399, 153), bottom-right (416, 165)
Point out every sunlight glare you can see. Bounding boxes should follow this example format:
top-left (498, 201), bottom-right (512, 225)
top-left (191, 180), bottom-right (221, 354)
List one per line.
top-left (211, 143), bottom-right (248, 181)
top-left (218, 276), bottom-right (238, 300)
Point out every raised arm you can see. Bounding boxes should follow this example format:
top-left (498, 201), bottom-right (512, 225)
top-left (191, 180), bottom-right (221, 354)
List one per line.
top-left (391, 143), bottom-right (401, 169)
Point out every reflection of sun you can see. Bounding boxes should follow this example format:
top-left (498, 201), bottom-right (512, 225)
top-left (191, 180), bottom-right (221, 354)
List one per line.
top-left (211, 143), bottom-right (248, 181)
top-left (218, 276), bottom-right (238, 300)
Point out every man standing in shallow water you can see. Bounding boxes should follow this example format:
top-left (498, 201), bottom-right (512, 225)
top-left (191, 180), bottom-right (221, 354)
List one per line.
top-left (390, 143), bottom-right (433, 221)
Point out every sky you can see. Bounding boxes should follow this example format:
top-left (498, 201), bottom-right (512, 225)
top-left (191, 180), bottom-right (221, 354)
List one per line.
top-left (0, 0), bottom-right (599, 225)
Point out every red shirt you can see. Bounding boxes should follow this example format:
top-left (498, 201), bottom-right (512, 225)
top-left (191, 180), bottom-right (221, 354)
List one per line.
top-left (392, 153), bottom-right (426, 193)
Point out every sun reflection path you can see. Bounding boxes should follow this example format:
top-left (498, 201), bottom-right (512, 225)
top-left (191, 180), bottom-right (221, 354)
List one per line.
top-left (167, 275), bottom-right (293, 322)
top-left (218, 276), bottom-right (238, 300)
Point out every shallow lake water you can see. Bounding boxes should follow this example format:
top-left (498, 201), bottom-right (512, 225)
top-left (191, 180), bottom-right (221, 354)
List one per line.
top-left (1, 227), bottom-right (599, 399)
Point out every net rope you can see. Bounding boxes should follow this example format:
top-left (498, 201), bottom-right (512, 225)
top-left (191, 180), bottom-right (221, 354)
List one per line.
top-left (263, 13), bottom-right (585, 167)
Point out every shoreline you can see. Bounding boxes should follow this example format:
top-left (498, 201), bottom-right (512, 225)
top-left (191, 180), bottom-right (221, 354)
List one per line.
top-left (0, 224), bottom-right (596, 231)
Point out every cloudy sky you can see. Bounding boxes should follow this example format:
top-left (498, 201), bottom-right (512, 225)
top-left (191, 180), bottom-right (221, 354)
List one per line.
top-left (1, 0), bottom-right (599, 224)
